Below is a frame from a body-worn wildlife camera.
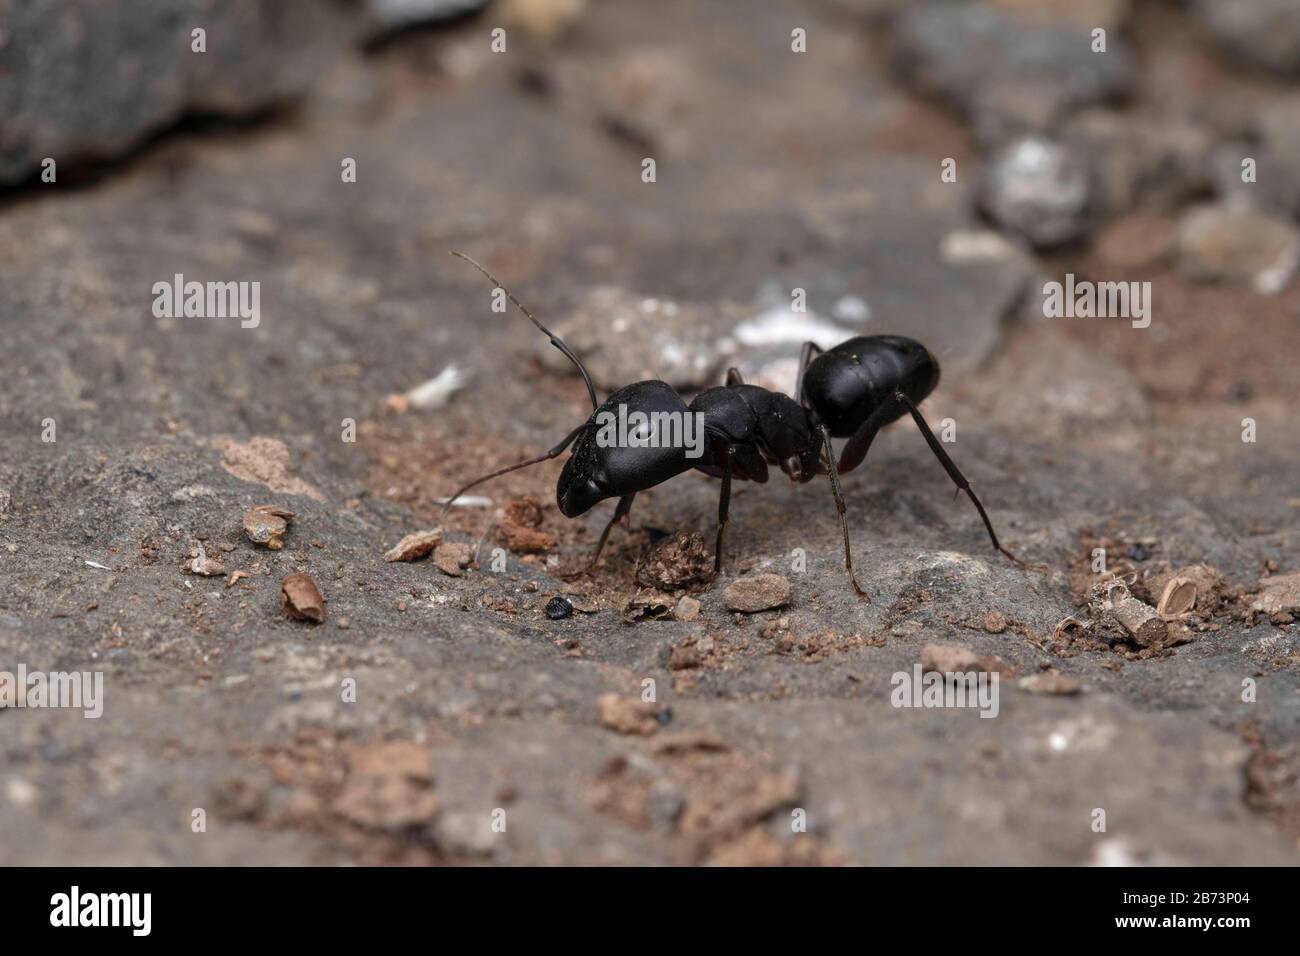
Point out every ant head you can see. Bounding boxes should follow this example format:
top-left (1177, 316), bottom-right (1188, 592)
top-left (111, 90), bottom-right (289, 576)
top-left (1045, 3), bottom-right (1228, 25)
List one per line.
top-left (761, 394), bottom-right (821, 484)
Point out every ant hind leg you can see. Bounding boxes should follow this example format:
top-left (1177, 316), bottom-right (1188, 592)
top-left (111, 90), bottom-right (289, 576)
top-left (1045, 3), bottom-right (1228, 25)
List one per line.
top-left (893, 392), bottom-right (1040, 570)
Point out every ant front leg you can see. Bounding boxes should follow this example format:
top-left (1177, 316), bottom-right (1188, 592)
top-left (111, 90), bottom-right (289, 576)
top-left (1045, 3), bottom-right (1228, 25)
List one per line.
top-left (819, 426), bottom-right (869, 600)
top-left (563, 493), bottom-right (636, 578)
top-left (893, 391), bottom-right (1036, 570)
top-left (713, 445), bottom-right (734, 576)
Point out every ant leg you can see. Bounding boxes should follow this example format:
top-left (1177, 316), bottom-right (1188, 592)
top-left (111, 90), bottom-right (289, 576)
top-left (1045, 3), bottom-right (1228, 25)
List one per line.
top-left (714, 445), bottom-right (734, 574)
top-left (795, 341), bottom-right (823, 405)
top-left (441, 424), bottom-right (586, 514)
top-left (820, 426), bottom-right (869, 600)
top-left (585, 493), bottom-right (637, 571)
top-left (837, 401), bottom-right (901, 475)
top-left (893, 391), bottom-right (1033, 569)
top-left (725, 367), bottom-right (744, 386)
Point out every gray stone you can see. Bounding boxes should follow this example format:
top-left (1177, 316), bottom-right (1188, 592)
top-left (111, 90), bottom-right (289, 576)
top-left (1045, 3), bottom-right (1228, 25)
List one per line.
top-left (540, 287), bottom-right (739, 391)
top-left (890, 1), bottom-right (1135, 146)
top-left (1063, 109), bottom-right (1213, 215)
top-left (1177, 201), bottom-right (1300, 294)
top-left (978, 137), bottom-right (1093, 248)
top-left (1189, 0), bottom-right (1300, 75)
top-left (0, 0), bottom-right (354, 185)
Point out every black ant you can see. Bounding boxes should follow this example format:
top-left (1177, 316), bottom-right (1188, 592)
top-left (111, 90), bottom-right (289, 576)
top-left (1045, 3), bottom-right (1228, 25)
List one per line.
top-left (443, 251), bottom-right (1029, 600)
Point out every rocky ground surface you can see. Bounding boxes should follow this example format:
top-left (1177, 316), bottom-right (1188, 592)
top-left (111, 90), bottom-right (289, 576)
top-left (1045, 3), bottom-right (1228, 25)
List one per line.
top-left (0, 0), bottom-right (1297, 865)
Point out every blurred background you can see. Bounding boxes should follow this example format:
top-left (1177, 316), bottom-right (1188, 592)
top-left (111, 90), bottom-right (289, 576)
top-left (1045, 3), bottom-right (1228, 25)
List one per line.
top-left (0, 0), bottom-right (1296, 865)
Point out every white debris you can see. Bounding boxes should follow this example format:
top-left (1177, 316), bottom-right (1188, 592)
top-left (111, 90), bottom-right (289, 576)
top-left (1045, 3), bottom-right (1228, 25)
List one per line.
top-left (405, 365), bottom-right (470, 410)
top-left (84, 560), bottom-right (111, 571)
top-left (940, 229), bottom-right (1020, 263)
top-left (433, 495), bottom-right (492, 507)
top-left (730, 306), bottom-right (855, 349)
top-left (832, 295), bottom-right (871, 323)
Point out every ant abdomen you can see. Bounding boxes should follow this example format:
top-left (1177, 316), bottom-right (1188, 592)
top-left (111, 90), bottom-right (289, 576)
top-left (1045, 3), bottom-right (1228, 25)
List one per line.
top-left (801, 335), bottom-right (940, 437)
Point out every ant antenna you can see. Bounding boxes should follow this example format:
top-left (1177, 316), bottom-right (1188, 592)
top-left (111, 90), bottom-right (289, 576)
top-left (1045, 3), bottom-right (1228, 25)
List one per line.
top-left (449, 250), bottom-right (599, 411)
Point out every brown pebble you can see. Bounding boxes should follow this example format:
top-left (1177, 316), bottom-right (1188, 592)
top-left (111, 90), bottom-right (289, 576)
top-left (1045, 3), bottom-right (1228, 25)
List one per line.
top-left (504, 495), bottom-right (544, 528)
top-left (186, 546), bottom-right (224, 577)
top-left (280, 572), bottom-right (325, 623)
top-left (498, 519), bottom-right (554, 554)
top-left (243, 505), bottom-right (294, 550)
top-left (226, 570), bottom-right (249, 589)
top-left (1019, 672), bottom-right (1082, 695)
top-left (1252, 570), bottom-right (1300, 616)
top-left (597, 693), bottom-right (663, 735)
top-left (673, 595), bottom-right (701, 622)
top-left (384, 529), bottom-right (442, 562)
top-left (434, 542), bottom-right (474, 577)
top-left (983, 610), bottom-right (1007, 633)
top-left (921, 642), bottom-right (1013, 676)
top-left (723, 573), bottom-right (791, 613)
top-left (669, 644), bottom-right (701, 670)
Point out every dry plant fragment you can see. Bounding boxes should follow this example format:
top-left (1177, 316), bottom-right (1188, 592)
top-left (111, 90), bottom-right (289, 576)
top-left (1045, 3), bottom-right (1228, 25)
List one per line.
top-left (1090, 579), bottom-right (1167, 647)
top-left (1157, 576), bottom-right (1198, 618)
top-left (280, 572), bottom-right (326, 623)
top-left (621, 589), bottom-right (675, 623)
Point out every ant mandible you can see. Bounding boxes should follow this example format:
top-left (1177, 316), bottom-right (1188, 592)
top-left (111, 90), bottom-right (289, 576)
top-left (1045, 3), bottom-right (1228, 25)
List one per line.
top-left (443, 251), bottom-right (1029, 601)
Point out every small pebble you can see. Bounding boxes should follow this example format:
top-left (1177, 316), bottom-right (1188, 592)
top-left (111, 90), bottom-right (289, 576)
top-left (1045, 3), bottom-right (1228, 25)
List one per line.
top-left (672, 595), bottom-right (701, 622)
top-left (723, 573), bottom-right (791, 613)
top-left (1019, 672), bottom-right (1083, 696)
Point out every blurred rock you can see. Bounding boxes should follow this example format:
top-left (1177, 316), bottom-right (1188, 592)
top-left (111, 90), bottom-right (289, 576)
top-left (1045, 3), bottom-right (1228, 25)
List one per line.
top-left (542, 287), bottom-right (737, 391)
top-left (0, 0), bottom-right (354, 185)
top-left (978, 137), bottom-right (1094, 248)
top-left (1177, 202), bottom-right (1300, 295)
top-left (366, 0), bottom-right (486, 34)
top-left (1063, 110), bottom-right (1213, 215)
top-left (980, 329), bottom-right (1152, 433)
top-left (1210, 99), bottom-right (1300, 216)
top-left (498, 0), bottom-right (587, 44)
top-left (1189, 0), bottom-right (1300, 75)
top-left (890, 1), bottom-right (1134, 146)
top-left (987, 0), bottom-right (1130, 31)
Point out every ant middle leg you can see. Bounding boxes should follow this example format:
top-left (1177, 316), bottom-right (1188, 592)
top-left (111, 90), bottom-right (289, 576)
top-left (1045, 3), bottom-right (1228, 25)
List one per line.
top-left (893, 391), bottom-right (1034, 569)
top-left (819, 426), bottom-right (869, 599)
